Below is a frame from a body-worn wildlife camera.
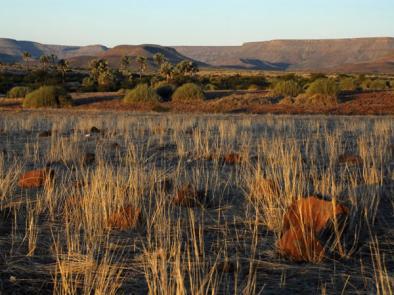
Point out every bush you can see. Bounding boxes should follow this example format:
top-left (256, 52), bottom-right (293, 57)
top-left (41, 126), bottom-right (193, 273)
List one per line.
top-left (155, 83), bottom-right (176, 102)
top-left (124, 84), bottom-right (160, 103)
top-left (23, 86), bottom-right (73, 108)
top-left (339, 78), bottom-right (358, 92)
top-left (369, 79), bottom-right (389, 91)
top-left (307, 79), bottom-right (339, 97)
top-left (294, 94), bottom-right (338, 107)
top-left (172, 83), bottom-right (205, 101)
top-left (273, 80), bottom-right (303, 97)
top-left (6, 86), bottom-right (31, 98)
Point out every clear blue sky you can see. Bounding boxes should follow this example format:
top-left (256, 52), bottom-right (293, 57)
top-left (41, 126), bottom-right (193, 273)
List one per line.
top-left (1, 0), bottom-right (393, 47)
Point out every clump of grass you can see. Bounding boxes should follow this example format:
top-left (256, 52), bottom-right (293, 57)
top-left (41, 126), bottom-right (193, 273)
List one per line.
top-left (273, 80), bottom-right (303, 97)
top-left (172, 83), bottom-right (205, 101)
top-left (23, 86), bottom-right (73, 108)
top-left (293, 94), bottom-right (338, 107)
top-left (369, 80), bottom-right (389, 91)
top-left (339, 78), bottom-right (358, 92)
top-left (124, 84), bottom-right (161, 103)
top-left (6, 86), bottom-right (32, 98)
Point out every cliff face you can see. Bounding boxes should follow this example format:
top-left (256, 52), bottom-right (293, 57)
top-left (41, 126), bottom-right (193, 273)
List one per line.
top-left (175, 37), bottom-right (394, 72)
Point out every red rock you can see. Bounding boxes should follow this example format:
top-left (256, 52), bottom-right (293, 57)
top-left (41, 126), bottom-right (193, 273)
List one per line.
top-left (173, 184), bottom-right (207, 207)
top-left (107, 206), bottom-right (141, 230)
top-left (38, 130), bottom-right (52, 138)
top-left (278, 196), bottom-right (349, 263)
top-left (18, 168), bottom-right (54, 189)
top-left (222, 152), bottom-right (243, 165)
top-left (337, 154), bottom-right (363, 166)
top-left (282, 196), bottom-right (349, 234)
top-left (83, 153), bottom-right (95, 165)
top-left (277, 225), bottom-right (325, 263)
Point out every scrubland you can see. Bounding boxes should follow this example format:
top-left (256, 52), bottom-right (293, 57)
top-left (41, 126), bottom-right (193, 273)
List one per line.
top-left (0, 111), bottom-right (393, 294)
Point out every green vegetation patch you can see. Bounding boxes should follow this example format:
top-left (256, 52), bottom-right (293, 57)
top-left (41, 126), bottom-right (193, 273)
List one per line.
top-left (172, 83), bottom-right (206, 101)
top-left (23, 86), bottom-right (73, 108)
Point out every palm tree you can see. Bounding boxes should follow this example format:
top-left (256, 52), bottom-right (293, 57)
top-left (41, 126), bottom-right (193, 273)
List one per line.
top-left (160, 62), bottom-right (174, 82)
top-left (136, 56), bottom-right (147, 80)
top-left (120, 56), bottom-right (131, 70)
top-left (153, 53), bottom-right (167, 68)
top-left (22, 51), bottom-right (31, 71)
top-left (39, 55), bottom-right (50, 71)
top-left (50, 54), bottom-right (58, 67)
top-left (57, 59), bottom-right (70, 83)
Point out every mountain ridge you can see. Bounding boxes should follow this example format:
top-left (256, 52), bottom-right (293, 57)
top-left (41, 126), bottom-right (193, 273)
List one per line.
top-left (1, 37), bottom-right (394, 73)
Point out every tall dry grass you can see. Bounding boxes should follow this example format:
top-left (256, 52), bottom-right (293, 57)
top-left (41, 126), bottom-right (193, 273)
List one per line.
top-left (0, 111), bottom-right (392, 293)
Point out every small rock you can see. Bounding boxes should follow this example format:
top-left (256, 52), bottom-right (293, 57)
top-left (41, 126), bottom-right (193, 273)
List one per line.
top-left (107, 206), bottom-right (142, 230)
top-left (83, 153), bottom-right (95, 165)
top-left (111, 142), bottom-right (121, 150)
top-left (337, 154), bottom-right (363, 166)
top-left (222, 152), bottom-right (243, 165)
top-left (90, 126), bottom-right (101, 134)
top-left (173, 184), bottom-right (208, 207)
top-left (38, 130), bottom-right (52, 138)
top-left (18, 168), bottom-right (54, 189)
top-left (9, 276), bottom-right (17, 284)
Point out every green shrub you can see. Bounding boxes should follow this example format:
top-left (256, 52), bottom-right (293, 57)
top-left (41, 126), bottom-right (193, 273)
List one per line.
top-left (155, 83), bottom-right (176, 102)
top-left (6, 86), bottom-right (31, 98)
top-left (172, 83), bottom-right (205, 101)
top-left (124, 84), bottom-right (160, 103)
top-left (273, 80), bottom-right (303, 97)
top-left (23, 86), bottom-right (73, 108)
top-left (339, 78), bottom-right (358, 92)
top-left (369, 79), bottom-right (388, 91)
top-left (307, 79), bottom-right (339, 97)
top-left (294, 94), bottom-right (338, 107)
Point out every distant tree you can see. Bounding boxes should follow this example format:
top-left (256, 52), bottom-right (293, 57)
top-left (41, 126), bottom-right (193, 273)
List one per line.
top-left (39, 55), bottom-right (50, 71)
top-left (153, 53), bottom-right (167, 68)
top-left (136, 56), bottom-right (147, 79)
top-left (22, 51), bottom-right (32, 71)
top-left (87, 58), bottom-right (117, 91)
top-left (49, 54), bottom-right (58, 67)
top-left (174, 60), bottom-right (198, 77)
top-left (120, 56), bottom-right (132, 80)
top-left (89, 59), bottom-right (109, 81)
top-left (57, 59), bottom-right (70, 83)
top-left (160, 62), bottom-right (174, 82)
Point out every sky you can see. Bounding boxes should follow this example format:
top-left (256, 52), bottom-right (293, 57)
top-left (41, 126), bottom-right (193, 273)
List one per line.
top-left (0, 0), bottom-right (393, 47)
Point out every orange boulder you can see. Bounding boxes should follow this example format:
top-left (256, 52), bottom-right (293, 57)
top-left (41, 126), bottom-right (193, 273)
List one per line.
top-left (282, 196), bottom-right (349, 234)
top-left (278, 196), bottom-right (349, 262)
top-left (277, 225), bottom-right (325, 263)
top-left (18, 168), bottom-right (54, 189)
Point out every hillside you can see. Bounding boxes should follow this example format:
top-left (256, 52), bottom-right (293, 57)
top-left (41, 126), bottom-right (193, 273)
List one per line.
top-left (97, 44), bottom-right (202, 68)
top-left (175, 37), bottom-right (394, 72)
top-left (0, 38), bottom-right (108, 62)
top-left (2, 37), bottom-right (394, 73)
